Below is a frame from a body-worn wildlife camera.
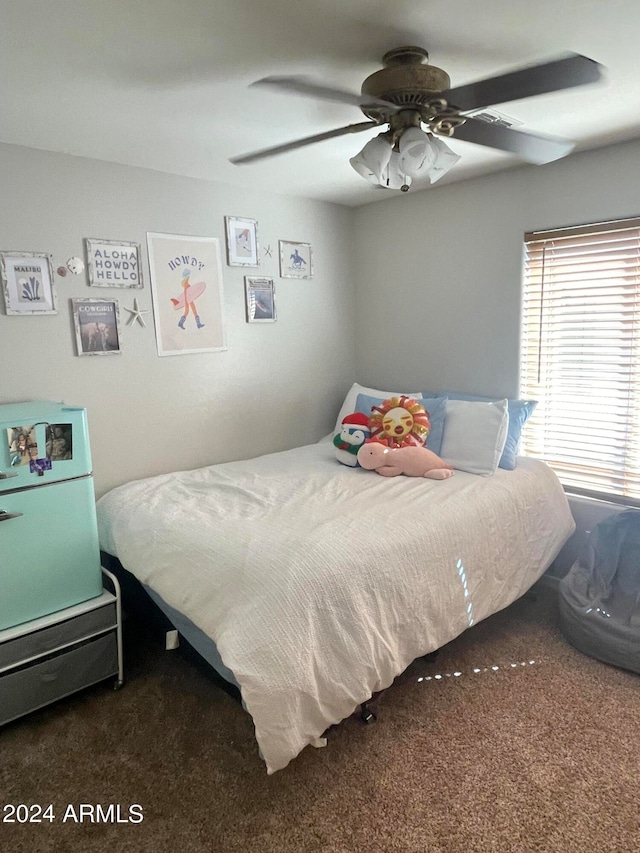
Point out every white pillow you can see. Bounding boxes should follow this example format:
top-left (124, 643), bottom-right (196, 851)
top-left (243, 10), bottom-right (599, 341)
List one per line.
top-left (440, 399), bottom-right (509, 476)
top-left (334, 382), bottom-right (422, 434)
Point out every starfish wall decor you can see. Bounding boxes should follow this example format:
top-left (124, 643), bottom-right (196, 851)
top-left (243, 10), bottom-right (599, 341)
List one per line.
top-left (124, 298), bottom-right (149, 327)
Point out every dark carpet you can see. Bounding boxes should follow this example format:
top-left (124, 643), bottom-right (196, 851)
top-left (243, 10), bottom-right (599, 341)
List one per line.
top-left (2, 582), bottom-right (639, 853)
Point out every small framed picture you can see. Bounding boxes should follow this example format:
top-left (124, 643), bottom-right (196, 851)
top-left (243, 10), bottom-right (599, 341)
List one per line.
top-left (6, 424), bottom-right (39, 467)
top-left (71, 298), bottom-right (122, 356)
top-left (225, 216), bottom-right (259, 267)
top-left (1, 251), bottom-right (57, 315)
top-left (244, 276), bottom-right (276, 323)
top-left (279, 240), bottom-right (312, 279)
top-left (85, 238), bottom-right (143, 288)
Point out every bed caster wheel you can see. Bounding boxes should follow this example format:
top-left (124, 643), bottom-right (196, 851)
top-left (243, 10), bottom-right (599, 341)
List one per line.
top-left (113, 680), bottom-right (124, 691)
top-left (360, 704), bottom-right (376, 724)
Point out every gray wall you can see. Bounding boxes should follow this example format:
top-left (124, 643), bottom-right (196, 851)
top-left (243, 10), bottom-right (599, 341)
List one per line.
top-left (0, 144), bottom-right (356, 497)
top-left (353, 137), bottom-right (640, 399)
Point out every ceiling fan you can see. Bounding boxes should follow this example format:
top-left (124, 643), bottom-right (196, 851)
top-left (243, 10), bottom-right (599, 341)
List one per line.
top-left (230, 47), bottom-right (603, 191)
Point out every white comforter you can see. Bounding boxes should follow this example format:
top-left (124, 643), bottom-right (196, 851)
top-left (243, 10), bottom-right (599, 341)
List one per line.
top-left (97, 443), bottom-right (575, 773)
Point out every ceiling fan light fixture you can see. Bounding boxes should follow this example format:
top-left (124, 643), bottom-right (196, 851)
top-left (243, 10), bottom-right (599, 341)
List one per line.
top-left (351, 130), bottom-right (459, 191)
top-left (349, 133), bottom-right (392, 184)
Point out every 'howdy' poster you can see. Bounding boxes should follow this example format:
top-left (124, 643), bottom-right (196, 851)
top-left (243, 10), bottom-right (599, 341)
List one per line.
top-left (146, 232), bottom-right (226, 357)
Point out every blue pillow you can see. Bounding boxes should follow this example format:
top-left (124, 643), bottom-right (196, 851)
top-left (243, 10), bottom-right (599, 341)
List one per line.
top-left (354, 393), bottom-right (448, 456)
top-left (430, 391), bottom-right (537, 470)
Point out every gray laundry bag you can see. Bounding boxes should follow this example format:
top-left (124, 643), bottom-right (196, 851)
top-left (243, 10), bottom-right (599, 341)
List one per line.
top-left (559, 509), bottom-right (640, 674)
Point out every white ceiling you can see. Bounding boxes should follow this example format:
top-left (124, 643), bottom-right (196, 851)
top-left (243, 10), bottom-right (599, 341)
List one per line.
top-left (2, 0), bottom-right (640, 207)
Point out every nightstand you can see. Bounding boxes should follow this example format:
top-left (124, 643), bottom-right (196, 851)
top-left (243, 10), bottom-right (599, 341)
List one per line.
top-left (0, 566), bottom-right (123, 726)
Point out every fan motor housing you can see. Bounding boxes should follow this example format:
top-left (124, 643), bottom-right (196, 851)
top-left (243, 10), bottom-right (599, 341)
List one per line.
top-left (360, 46), bottom-right (451, 119)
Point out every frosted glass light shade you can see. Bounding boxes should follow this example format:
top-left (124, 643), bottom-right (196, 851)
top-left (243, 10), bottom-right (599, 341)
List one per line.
top-left (349, 135), bottom-right (392, 184)
top-left (429, 136), bottom-right (461, 183)
top-left (381, 151), bottom-right (411, 190)
top-left (398, 127), bottom-right (437, 178)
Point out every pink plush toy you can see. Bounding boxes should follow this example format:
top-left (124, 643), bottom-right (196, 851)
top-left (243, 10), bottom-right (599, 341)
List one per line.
top-left (357, 441), bottom-right (454, 479)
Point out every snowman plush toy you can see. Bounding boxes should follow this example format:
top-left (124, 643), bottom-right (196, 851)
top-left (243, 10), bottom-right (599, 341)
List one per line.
top-left (333, 412), bottom-right (371, 467)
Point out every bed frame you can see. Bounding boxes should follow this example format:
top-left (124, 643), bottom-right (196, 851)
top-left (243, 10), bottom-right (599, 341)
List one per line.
top-left (100, 552), bottom-right (242, 703)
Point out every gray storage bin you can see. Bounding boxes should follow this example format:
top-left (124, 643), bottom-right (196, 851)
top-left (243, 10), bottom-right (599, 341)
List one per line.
top-left (0, 633), bottom-right (118, 725)
top-left (0, 603), bottom-right (116, 670)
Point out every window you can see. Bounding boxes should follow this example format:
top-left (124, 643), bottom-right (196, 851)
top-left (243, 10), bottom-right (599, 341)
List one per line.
top-left (520, 217), bottom-right (640, 504)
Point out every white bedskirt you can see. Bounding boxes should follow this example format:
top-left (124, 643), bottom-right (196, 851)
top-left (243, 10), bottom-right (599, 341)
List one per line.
top-left (97, 443), bottom-right (575, 773)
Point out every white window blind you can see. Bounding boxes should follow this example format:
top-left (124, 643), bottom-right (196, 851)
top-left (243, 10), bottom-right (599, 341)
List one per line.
top-left (520, 217), bottom-right (640, 504)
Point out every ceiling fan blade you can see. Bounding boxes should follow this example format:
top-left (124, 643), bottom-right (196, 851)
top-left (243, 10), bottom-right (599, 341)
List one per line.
top-left (442, 53), bottom-right (603, 112)
top-left (251, 75), bottom-right (397, 110)
top-left (230, 121), bottom-right (379, 165)
top-left (452, 116), bottom-right (575, 164)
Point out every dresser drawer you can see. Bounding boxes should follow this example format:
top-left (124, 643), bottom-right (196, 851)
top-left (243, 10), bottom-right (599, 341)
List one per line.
top-left (0, 602), bottom-right (116, 671)
top-left (0, 633), bottom-right (118, 726)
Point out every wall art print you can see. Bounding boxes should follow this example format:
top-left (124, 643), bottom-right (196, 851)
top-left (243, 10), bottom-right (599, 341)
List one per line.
top-left (72, 298), bottom-right (122, 356)
top-left (1, 251), bottom-right (57, 315)
top-left (225, 216), bottom-right (259, 267)
top-left (84, 238), bottom-right (143, 288)
top-left (279, 240), bottom-right (312, 279)
top-left (244, 276), bottom-right (276, 323)
top-left (146, 232), bottom-right (226, 356)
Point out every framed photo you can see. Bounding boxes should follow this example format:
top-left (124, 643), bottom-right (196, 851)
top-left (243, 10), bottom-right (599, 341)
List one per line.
top-left (85, 238), bottom-right (143, 288)
top-left (1, 251), bottom-right (57, 315)
top-left (147, 232), bottom-right (226, 356)
top-left (225, 216), bottom-right (259, 267)
top-left (72, 298), bottom-right (122, 356)
top-left (244, 276), bottom-right (276, 323)
top-left (279, 240), bottom-right (312, 279)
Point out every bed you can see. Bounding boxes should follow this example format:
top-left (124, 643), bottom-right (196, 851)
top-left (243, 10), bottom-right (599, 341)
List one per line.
top-left (96, 435), bottom-right (575, 774)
